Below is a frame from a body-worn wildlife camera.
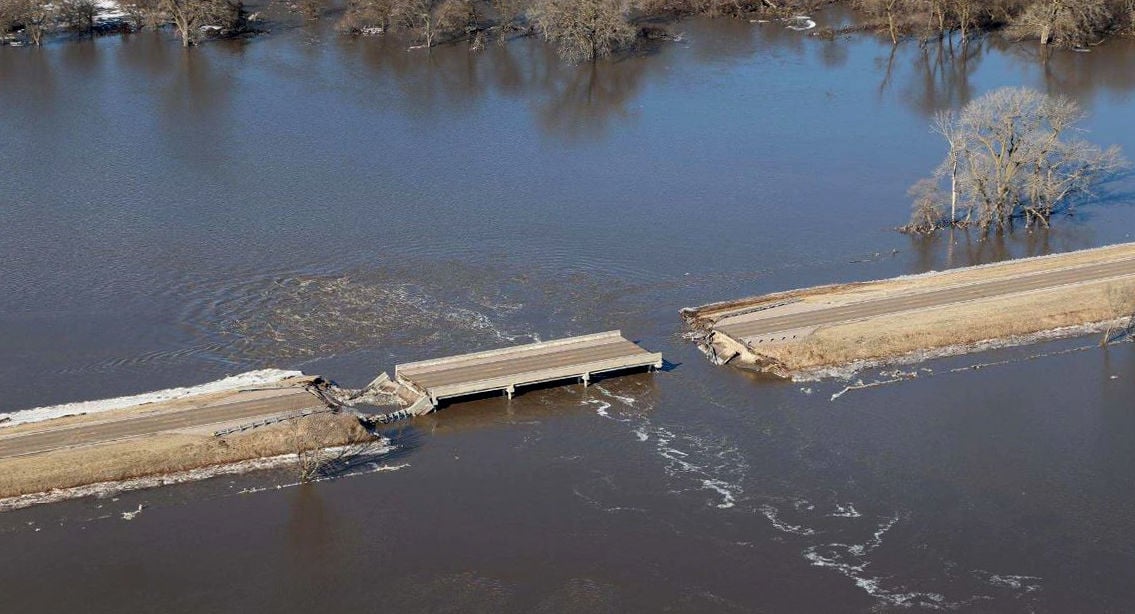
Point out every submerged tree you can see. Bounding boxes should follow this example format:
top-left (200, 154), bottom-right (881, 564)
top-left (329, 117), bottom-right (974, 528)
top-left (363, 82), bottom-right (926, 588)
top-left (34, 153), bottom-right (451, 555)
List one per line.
top-left (529, 0), bottom-right (635, 63)
top-left (157, 0), bottom-right (244, 46)
top-left (904, 87), bottom-right (1127, 234)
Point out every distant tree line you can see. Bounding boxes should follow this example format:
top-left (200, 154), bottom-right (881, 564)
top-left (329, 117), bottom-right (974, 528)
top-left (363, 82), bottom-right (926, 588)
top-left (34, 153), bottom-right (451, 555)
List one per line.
top-left (852, 0), bottom-right (1135, 49)
top-left (3, 0), bottom-right (1135, 58)
top-left (0, 0), bottom-right (248, 46)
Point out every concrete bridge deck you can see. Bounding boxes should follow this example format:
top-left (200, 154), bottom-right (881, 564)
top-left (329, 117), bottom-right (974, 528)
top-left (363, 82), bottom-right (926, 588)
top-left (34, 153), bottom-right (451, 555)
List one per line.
top-left (395, 331), bottom-right (663, 408)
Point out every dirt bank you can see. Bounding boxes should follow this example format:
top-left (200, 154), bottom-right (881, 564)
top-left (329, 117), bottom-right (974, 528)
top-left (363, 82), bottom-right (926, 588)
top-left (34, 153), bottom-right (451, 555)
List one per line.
top-left (0, 411), bottom-right (377, 503)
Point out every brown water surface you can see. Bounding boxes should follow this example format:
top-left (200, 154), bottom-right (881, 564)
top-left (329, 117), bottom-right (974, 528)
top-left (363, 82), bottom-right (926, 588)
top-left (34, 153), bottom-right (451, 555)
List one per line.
top-left (2, 15), bottom-right (1135, 612)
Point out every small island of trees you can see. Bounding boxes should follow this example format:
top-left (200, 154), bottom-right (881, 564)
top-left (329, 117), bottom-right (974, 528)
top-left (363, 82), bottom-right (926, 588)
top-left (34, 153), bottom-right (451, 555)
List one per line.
top-left (903, 87), bottom-right (1128, 235)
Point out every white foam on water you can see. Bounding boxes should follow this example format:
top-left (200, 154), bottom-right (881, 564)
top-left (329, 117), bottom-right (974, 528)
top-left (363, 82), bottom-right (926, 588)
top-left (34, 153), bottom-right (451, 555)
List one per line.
top-left (587, 399), bottom-right (632, 423)
top-left (571, 487), bottom-right (647, 514)
top-left (800, 515), bottom-right (966, 610)
top-left (829, 503), bottom-right (862, 518)
top-left (588, 387), bottom-right (747, 511)
top-left (0, 369), bottom-right (305, 427)
top-left (759, 504), bottom-right (817, 535)
top-left (656, 428), bottom-right (745, 509)
top-left (703, 479), bottom-right (736, 509)
top-left (590, 399), bottom-right (612, 418)
top-left (974, 571), bottom-right (1043, 593)
top-left (593, 385), bottom-right (636, 405)
top-left (120, 504), bottom-right (145, 521)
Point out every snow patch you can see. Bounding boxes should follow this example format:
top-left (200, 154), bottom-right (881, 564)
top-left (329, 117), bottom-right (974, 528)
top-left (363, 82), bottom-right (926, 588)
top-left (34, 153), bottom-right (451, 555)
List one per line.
top-left (94, 0), bottom-right (128, 21)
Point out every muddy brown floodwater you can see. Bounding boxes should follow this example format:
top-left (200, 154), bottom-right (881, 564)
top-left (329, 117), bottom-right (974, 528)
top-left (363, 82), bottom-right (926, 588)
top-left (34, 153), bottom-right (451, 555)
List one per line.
top-left (2, 10), bottom-right (1135, 612)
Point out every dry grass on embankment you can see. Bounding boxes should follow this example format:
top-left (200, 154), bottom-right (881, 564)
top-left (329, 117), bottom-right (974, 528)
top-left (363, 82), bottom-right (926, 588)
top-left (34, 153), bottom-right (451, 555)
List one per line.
top-left (0, 412), bottom-right (369, 500)
top-left (734, 275), bottom-right (1135, 376)
top-left (685, 242), bottom-right (1135, 325)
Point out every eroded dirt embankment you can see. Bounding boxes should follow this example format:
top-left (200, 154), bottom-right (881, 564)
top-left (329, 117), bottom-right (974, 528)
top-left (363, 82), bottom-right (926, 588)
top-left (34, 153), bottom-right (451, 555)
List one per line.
top-left (683, 243), bottom-right (1135, 378)
top-left (0, 372), bottom-right (404, 508)
top-left (0, 412), bottom-right (380, 510)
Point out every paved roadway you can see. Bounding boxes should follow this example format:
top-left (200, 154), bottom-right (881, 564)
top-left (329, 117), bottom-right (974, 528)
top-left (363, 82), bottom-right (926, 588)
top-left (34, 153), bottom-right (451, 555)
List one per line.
top-left (401, 336), bottom-right (655, 390)
top-left (0, 390), bottom-right (325, 459)
top-left (717, 257), bottom-right (1135, 341)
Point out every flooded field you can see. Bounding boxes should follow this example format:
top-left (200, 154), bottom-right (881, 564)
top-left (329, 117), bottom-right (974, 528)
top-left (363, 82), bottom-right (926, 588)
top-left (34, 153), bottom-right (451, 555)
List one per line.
top-left (2, 12), bottom-right (1135, 611)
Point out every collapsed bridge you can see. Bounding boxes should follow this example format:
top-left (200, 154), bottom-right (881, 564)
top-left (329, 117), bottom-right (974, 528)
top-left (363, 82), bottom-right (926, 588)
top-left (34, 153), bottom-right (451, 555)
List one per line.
top-left (393, 330), bottom-right (663, 413)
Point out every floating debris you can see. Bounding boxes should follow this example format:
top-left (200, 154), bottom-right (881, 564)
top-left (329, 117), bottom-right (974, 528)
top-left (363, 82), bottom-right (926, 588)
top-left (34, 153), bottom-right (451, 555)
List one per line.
top-left (785, 16), bottom-right (817, 31)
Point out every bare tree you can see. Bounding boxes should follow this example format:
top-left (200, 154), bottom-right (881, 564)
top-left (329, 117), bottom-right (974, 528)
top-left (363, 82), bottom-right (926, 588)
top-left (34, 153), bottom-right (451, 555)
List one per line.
top-left (1, 0), bottom-right (55, 44)
top-left (0, 0), bottom-right (20, 37)
top-left (905, 87), bottom-right (1127, 234)
top-left (1102, 284), bottom-right (1135, 345)
top-left (122, 0), bottom-right (166, 30)
top-left (1008, 0), bottom-right (1113, 47)
top-left (950, 0), bottom-right (982, 45)
top-left (491, 0), bottom-right (528, 41)
top-left (59, 0), bottom-right (97, 33)
top-left (435, 0), bottom-right (477, 38)
top-left (932, 108), bottom-right (962, 223)
top-left (854, 0), bottom-right (909, 44)
top-left (529, 0), bottom-right (635, 63)
top-left (338, 0), bottom-right (396, 34)
top-left (904, 178), bottom-right (946, 233)
top-left (290, 415), bottom-right (386, 483)
top-left (294, 0), bottom-right (326, 20)
top-left (158, 0), bottom-right (243, 46)
top-left (393, 0), bottom-right (437, 46)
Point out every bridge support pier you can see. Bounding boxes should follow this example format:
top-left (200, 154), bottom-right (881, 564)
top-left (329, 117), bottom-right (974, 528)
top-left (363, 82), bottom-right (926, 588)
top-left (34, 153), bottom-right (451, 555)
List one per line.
top-left (581, 373), bottom-right (590, 387)
top-left (505, 385), bottom-right (515, 399)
